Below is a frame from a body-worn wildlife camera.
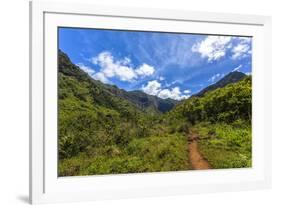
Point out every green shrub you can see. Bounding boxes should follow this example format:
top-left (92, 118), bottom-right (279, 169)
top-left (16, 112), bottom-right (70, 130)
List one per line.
top-left (195, 122), bottom-right (251, 169)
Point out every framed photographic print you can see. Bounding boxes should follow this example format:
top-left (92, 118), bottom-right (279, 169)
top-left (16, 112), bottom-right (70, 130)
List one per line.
top-left (30, 1), bottom-right (272, 204)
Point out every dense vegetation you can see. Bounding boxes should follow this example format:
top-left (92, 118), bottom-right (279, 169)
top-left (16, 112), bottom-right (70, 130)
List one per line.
top-left (195, 122), bottom-right (251, 168)
top-left (168, 75), bottom-right (251, 124)
top-left (58, 51), bottom-right (189, 176)
top-left (58, 50), bottom-right (252, 176)
top-left (165, 76), bottom-right (252, 168)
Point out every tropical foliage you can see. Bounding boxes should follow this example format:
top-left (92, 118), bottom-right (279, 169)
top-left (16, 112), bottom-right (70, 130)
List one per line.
top-left (58, 51), bottom-right (252, 176)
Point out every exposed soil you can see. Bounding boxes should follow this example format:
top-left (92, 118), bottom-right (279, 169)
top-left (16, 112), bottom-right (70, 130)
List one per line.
top-left (188, 132), bottom-right (211, 170)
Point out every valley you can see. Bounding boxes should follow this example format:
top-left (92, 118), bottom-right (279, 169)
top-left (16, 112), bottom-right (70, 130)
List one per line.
top-left (58, 50), bottom-right (252, 176)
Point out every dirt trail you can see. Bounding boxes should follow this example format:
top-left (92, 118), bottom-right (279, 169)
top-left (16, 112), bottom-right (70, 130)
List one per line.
top-left (188, 132), bottom-right (211, 170)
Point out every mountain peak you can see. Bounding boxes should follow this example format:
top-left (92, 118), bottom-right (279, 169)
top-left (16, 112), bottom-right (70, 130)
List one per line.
top-left (194, 71), bottom-right (246, 97)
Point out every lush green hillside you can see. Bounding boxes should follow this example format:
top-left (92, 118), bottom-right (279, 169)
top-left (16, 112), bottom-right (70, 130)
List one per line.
top-left (58, 51), bottom-right (189, 176)
top-left (165, 76), bottom-right (252, 168)
top-left (58, 50), bottom-right (252, 176)
top-left (169, 75), bottom-right (251, 124)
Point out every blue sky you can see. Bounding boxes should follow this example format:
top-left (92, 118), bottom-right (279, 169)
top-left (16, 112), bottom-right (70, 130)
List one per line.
top-left (59, 27), bottom-right (252, 100)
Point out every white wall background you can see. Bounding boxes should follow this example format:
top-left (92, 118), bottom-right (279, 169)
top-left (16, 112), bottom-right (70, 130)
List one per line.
top-left (0, 0), bottom-right (279, 204)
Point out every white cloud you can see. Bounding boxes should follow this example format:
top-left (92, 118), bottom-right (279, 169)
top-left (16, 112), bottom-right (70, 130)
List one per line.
top-left (135, 64), bottom-right (155, 77)
top-left (77, 63), bottom-right (95, 76)
top-left (158, 87), bottom-right (190, 100)
top-left (91, 56), bottom-right (99, 65)
top-left (192, 36), bottom-right (232, 62)
top-left (237, 37), bottom-right (251, 43)
top-left (142, 80), bottom-right (190, 100)
top-left (90, 51), bottom-right (154, 82)
top-left (245, 72), bottom-right (252, 76)
top-left (157, 89), bottom-right (172, 99)
top-left (232, 43), bottom-right (251, 59)
top-left (232, 64), bottom-right (242, 72)
top-left (91, 52), bottom-right (137, 81)
top-left (192, 36), bottom-right (251, 62)
top-left (142, 80), bottom-right (161, 96)
top-left (159, 76), bottom-right (165, 81)
top-left (120, 57), bottom-right (131, 66)
top-left (208, 73), bottom-right (224, 83)
top-left (183, 89), bottom-right (191, 94)
top-left (93, 72), bottom-right (109, 84)
top-left (114, 65), bottom-right (137, 81)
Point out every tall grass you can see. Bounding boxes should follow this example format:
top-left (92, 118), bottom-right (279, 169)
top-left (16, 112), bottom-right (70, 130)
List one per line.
top-left (59, 132), bottom-right (190, 176)
top-left (194, 121), bottom-right (251, 169)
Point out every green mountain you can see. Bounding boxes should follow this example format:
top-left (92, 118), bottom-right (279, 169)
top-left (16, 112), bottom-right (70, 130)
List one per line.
top-left (58, 50), bottom-right (182, 165)
top-left (123, 90), bottom-right (178, 113)
top-left (58, 50), bottom-right (190, 176)
top-left (194, 71), bottom-right (246, 97)
top-left (59, 50), bottom-right (177, 114)
top-left (167, 75), bottom-right (252, 124)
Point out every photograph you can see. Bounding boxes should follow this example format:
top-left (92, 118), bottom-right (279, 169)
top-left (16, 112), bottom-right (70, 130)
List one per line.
top-left (58, 27), bottom-right (252, 177)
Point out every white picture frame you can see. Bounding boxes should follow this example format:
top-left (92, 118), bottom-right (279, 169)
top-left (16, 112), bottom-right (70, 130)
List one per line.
top-left (30, 1), bottom-right (272, 204)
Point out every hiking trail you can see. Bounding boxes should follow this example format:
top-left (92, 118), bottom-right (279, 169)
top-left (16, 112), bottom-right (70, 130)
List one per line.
top-left (188, 131), bottom-right (211, 170)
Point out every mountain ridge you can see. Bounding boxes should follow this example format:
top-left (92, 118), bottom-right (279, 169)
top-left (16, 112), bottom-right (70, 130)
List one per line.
top-left (59, 50), bottom-right (178, 113)
top-left (193, 71), bottom-right (247, 97)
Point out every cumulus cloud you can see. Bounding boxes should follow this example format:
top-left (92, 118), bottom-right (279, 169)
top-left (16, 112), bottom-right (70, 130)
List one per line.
top-left (192, 36), bottom-right (251, 62)
top-left (158, 87), bottom-right (190, 100)
top-left (142, 80), bottom-right (161, 96)
top-left (91, 52), bottom-right (136, 82)
top-left (93, 72), bottom-right (109, 84)
top-left (90, 51), bottom-right (154, 82)
top-left (142, 80), bottom-right (190, 100)
top-left (135, 64), bottom-right (155, 77)
top-left (77, 63), bottom-right (95, 77)
top-left (192, 36), bottom-right (232, 62)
